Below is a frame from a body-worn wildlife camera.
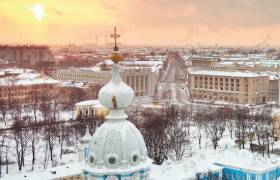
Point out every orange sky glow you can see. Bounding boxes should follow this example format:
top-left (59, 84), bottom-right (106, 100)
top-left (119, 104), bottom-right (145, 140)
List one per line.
top-left (1, 0), bottom-right (280, 47)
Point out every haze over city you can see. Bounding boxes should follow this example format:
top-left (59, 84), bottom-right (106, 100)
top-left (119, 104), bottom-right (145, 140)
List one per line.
top-left (1, 0), bottom-right (280, 46)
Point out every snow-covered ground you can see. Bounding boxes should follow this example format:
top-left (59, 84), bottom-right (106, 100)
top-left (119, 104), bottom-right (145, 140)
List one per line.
top-left (3, 115), bottom-right (280, 180)
top-left (5, 132), bottom-right (280, 180)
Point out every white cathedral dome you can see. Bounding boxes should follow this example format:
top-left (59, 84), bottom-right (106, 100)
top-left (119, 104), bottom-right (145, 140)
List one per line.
top-left (83, 28), bottom-right (150, 179)
top-left (85, 63), bottom-right (150, 175)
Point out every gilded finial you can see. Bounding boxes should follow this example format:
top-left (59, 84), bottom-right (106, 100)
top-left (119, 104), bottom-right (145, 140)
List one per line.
top-left (110, 27), bottom-right (122, 63)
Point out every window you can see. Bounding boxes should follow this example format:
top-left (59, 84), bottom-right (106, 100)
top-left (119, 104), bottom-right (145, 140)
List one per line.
top-left (132, 155), bottom-right (139, 162)
top-left (109, 157), bottom-right (116, 165)
top-left (89, 156), bottom-right (95, 164)
top-left (133, 173), bottom-right (141, 180)
top-left (106, 176), bottom-right (118, 180)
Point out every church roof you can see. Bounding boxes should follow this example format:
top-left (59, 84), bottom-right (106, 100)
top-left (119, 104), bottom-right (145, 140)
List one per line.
top-left (80, 126), bottom-right (92, 143)
top-left (85, 27), bottom-right (150, 174)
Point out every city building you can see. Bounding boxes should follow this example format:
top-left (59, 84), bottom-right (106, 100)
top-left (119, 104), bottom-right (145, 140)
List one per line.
top-left (0, 45), bottom-right (54, 66)
top-left (54, 62), bottom-right (160, 97)
top-left (188, 69), bottom-right (270, 105)
top-left (190, 56), bottom-right (219, 69)
top-left (268, 77), bottom-right (280, 105)
top-left (57, 81), bottom-right (102, 105)
top-left (188, 55), bottom-right (280, 73)
top-left (74, 100), bottom-right (109, 119)
top-left (0, 68), bottom-right (58, 103)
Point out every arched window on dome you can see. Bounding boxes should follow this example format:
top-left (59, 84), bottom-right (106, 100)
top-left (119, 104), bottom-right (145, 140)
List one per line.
top-left (105, 175), bottom-right (118, 180)
top-left (89, 174), bottom-right (95, 180)
top-left (132, 173), bottom-right (141, 180)
top-left (84, 147), bottom-right (87, 159)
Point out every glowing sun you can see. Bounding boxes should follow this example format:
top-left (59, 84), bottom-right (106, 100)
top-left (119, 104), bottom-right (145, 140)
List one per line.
top-left (30, 3), bottom-right (45, 21)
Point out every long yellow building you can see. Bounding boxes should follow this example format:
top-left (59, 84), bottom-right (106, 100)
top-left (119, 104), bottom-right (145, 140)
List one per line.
top-left (188, 69), bottom-right (270, 105)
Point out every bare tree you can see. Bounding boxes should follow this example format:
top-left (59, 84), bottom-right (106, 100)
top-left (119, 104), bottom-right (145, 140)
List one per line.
top-left (179, 105), bottom-right (193, 136)
top-left (201, 108), bottom-right (226, 149)
top-left (234, 108), bottom-right (250, 149)
top-left (30, 87), bottom-right (41, 123)
top-left (0, 96), bottom-right (8, 126)
top-left (29, 119), bottom-right (40, 171)
top-left (12, 118), bottom-right (30, 171)
top-left (193, 111), bottom-right (203, 149)
top-left (253, 107), bottom-right (275, 157)
top-left (65, 87), bottom-right (87, 110)
top-left (57, 123), bottom-right (69, 159)
top-left (166, 105), bottom-right (190, 161)
top-left (40, 91), bottom-right (58, 166)
top-left (0, 134), bottom-right (6, 177)
top-left (141, 111), bottom-right (170, 165)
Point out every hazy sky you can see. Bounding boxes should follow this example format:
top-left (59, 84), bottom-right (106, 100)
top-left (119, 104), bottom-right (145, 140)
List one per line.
top-left (1, 0), bottom-right (280, 46)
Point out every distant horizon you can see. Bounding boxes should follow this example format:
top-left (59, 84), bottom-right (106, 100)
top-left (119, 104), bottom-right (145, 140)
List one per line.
top-left (0, 42), bottom-right (279, 49)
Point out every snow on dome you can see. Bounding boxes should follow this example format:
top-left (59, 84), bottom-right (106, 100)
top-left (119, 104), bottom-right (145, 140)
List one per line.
top-left (80, 126), bottom-right (92, 143)
top-left (86, 119), bottom-right (149, 170)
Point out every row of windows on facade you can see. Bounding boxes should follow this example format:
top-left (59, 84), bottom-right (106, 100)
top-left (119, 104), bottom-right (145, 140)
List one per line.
top-left (193, 93), bottom-right (267, 103)
top-left (193, 94), bottom-right (240, 103)
top-left (0, 91), bottom-right (32, 97)
top-left (0, 91), bottom-right (56, 99)
top-left (0, 88), bottom-right (55, 97)
top-left (58, 74), bottom-right (149, 83)
top-left (58, 74), bottom-right (149, 91)
top-left (194, 76), bottom-right (267, 84)
top-left (194, 81), bottom-right (240, 91)
top-left (0, 84), bottom-right (54, 91)
top-left (58, 74), bottom-right (110, 80)
top-left (195, 76), bottom-right (240, 82)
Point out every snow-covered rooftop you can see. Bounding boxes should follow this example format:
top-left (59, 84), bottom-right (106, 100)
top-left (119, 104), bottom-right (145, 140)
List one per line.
top-left (189, 69), bottom-right (268, 78)
top-left (0, 68), bottom-right (59, 86)
top-left (75, 99), bottom-right (104, 108)
top-left (151, 148), bottom-right (280, 180)
top-left (58, 81), bottom-right (90, 88)
top-left (3, 162), bottom-right (83, 180)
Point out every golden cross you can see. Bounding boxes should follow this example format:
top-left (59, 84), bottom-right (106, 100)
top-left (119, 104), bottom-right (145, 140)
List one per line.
top-left (111, 27), bottom-right (120, 51)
